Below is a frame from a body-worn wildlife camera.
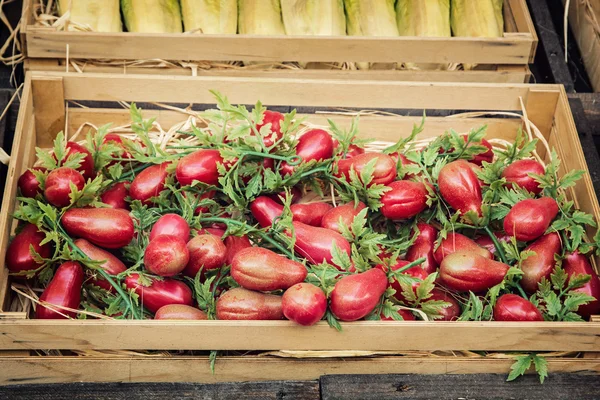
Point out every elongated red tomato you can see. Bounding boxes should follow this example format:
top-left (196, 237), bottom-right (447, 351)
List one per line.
top-left (493, 294), bottom-right (544, 321)
top-left (124, 274), bottom-right (193, 313)
top-left (176, 149), bottom-right (223, 187)
top-left (184, 233), bottom-right (227, 278)
top-left (462, 135), bottom-right (494, 166)
top-left (18, 167), bottom-right (45, 198)
top-left (282, 283), bottom-right (327, 326)
top-left (255, 110), bottom-right (284, 148)
top-left (381, 309), bottom-right (416, 321)
top-left (280, 129), bottom-right (334, 176)
top-left (433, 233), bottom-right (493, 265)
top-left (520, 233), bottom-right (561, 293)
top-left (63, 142), bottom-right (95, 180)
top-left (100, 182), bottom-right (129, 210)
top-left (502, 159), bottom-right (545, 195)
top-left (330, 268), bottom-right (388, 321)
top-left (144, 235), bottom-right (190, 277)
top-left (291, 202), bottom-right (333, 226)
top-left (475, 232), bottom-right (510, 256)
top-left (130, 163), bottom-right (170, 204)
top-left (149, 214), bottom-right (190, 242)
top-left (337, 153), bottom-right (396, 186)
top-left (563, 252), bottom-right (600, 318)
top-left (381, 180), bottom-right (428, 220)
top-left (250, 196), bottom-right (284, 228)
top-left (376, 261), bottom-right (429, 303)
top-left (321, 202), bottom-right (366, 234)
top-left (74, 239), bottom-right (126, 291)
top-left (438, 160), bottom-right (482, 217)
top-left (6, 224), bottom-right (52, 275)
top-left (36, 261), bottom-right (84, 319)
top-left (224, 235), bottom-right (253, 266)
top-left (292, 221), bottom-right (352, 269)
top-left (405, 223), bottom-right (438, 274)
top-left (503, 197), bottom-right (559, 242)
top-left (231, 247), bottom-right (307, 291)
top-left (439, 252), bottom-right (509, 292)
top-left (44, 167), bottom-right (85, 207)
top-left (62, 208), bottom-right (134, 249)
top-left (216, 287), bottom-right (283, 320)
top-left (154, 304), bottom-right (208, 320)
top-left (429, 289), bottom-right (462, 321)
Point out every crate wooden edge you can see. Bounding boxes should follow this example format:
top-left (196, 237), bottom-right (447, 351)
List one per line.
top-left (0, 354), bottom-right (597, 385)
top-left (21, 0), bottom-right (536, 65)
top-left (0, 73), bottom-right (598, 353)
top-left (564, 0), bottom-right (600, 92)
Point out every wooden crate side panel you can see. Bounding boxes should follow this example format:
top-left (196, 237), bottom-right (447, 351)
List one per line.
top-left (508, 0), bottom-right (539, 61)
top-left (0, 356), bottom-right (598, 385)
top-left (31, 76), bottom-right (66, 148)
top-left (564, 0), bottom-right (600, 92)
top-left (0, 320), bottom-right (598, 352)
top-left (46, 72), bottom-right (540, 111)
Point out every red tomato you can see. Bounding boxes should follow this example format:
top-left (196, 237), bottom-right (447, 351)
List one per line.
top-left (36, 261), bottom-right (84, 319)
top-left (291, 202), bottom-right (333, 226)
top-left (563, 252), bottom-right (600, 318)
top-left (6, 224), bottom-right (52, 275)
top-left (292, 221), bottom-right (352, 269)
top-left (176, 149), bottom-right (223, 187)
top-left (381, 180), bottom-right (429, 220)
top-left (224, 234), bottom-right (253, 265)
top-left (438, 160), bottom-right (482, 217)
top-left (44, 167), bottom-right (85, 208)
top-left (462, 135), bottom-right (493, 166)
top-left (377, 261), bottom-right (429, 303)
top-left (520, 233), bottom-right (561, 293)
top-left (474, 232), bottom-right (510, 256)
top-left (63, 142), bottom-right (95, 180)
top-left (18, 167), bottom-right (45, 198)
top-left (502, 159), bottom-right (545, 195)
top-left (282, 283), bottom-right (327, 326)
top-left (144, 235), bottom-right (190, 277)
top-left (503, 197), bottom-right (559, 242)
top-left (231, 247), bottom-right (307, 291)
top-left (103, 134), bottom-right (132, 160)
top-left (154, 304), bottom-right (208, 320)
top-left (250, 196), bottom-right (284, 228)
top-left (75, 239), bottom-right (126, 291)
top-left (149, 214), bottom-right (190, 242)
top-left (184, 233), bottom-right (227, 278)
top-left (332, 140), bottom-right (365, 159)
top-left (280, 129), bottom-right (334, 176)
top-left (130, 163), bottom-right (170, 204)
top-left (337, 153), bottom-right (396, 186)
top-left (429, 289), bottom-right (461, 321)
top-left (124, 274), bottom-right (193, 313)
top-left (330, 268), bottom-right (388, 321)
top-left (433, 233), bottom-right (493, 265)
top-left (405, 223), bottom-right (439, 274)
top-left (100, 182), bottom-right (130, 210)
top-left (62, 208), bottom-right (134, 249)
top-left (216, 287), bottom-right (283, 320)
top-left (255, 110), bottom-right (284, 148)
top-left (493, 294), bottom-right (544, 321)
top-left (321, 202), bottom-right (366, 234)
top-left (197, 227), bottom-right (226, 237)
top-left (381, 309), bottom-right (416, 321)
top-left (439, 252), bottom-right (509, 292)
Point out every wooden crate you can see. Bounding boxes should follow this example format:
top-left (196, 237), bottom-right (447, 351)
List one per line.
top-left (564, 0), bottom-right (600, 92)
top-left (0, 72), bottom-right (599, 382)
top-left (20, 0), bottom-right (536, 83)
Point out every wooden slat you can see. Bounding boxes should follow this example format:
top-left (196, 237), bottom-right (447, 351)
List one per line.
top-left (0, 320), bottom-right (598, 351)
top-left (0, 356), bottom-right (597, 385)
top-left (30, 72), bottom-right (547, 111)
top-left (508, 0), bottom-right (539, 61)
top-left (24, 30), bottom-right (534, 65)
top-left (31, 76), bottom-right (65, 148)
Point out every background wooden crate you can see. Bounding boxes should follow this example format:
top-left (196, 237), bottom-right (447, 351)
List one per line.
top-left (20, 0), bottom-right (536, 83)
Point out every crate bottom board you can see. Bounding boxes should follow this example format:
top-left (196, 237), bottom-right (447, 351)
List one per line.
top-left (0, 355), bottom-right (598, 385)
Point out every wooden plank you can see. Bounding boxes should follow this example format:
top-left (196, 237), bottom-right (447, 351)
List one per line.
top-left (0, 320), bottom-right (598, 351)
top-left (509, 0), bottom-right (539, 61)
top-left (0, 356), bottom-right (597, 385)
top-left (320, 373), bottom-right (600, 400)
top-left (24, 59), bottom-right (531, 83)
top-left (33, 72), bottom-right (544, 111)
top-left (0, 380), bottom-right (320, 399)
top-left (31, 76), bottom-right (65, 148)
top-left (24, 30), bottom-right (535, 65)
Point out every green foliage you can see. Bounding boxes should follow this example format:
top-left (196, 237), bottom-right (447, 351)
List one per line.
top-left (507, 354), bottom-right (548, 384)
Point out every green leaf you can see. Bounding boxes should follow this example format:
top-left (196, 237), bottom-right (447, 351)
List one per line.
top-left (507, 354), bottom-right (533, 382)
top-left (326, 310), bottom-right (342, 332)
top-left (563, 291), bottom-right (595, 312)
top-left (209, 350), bottom-right (218, 374)
top-left (532, 355), bottom-right (548, 384)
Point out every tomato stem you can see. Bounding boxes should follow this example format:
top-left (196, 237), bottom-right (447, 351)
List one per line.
top-left (394, 257), bottom-right (427, 275)
top-left (484, 226), bottom-right (508, 265)
top-left (514, 282), bottom-right (528, 299)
